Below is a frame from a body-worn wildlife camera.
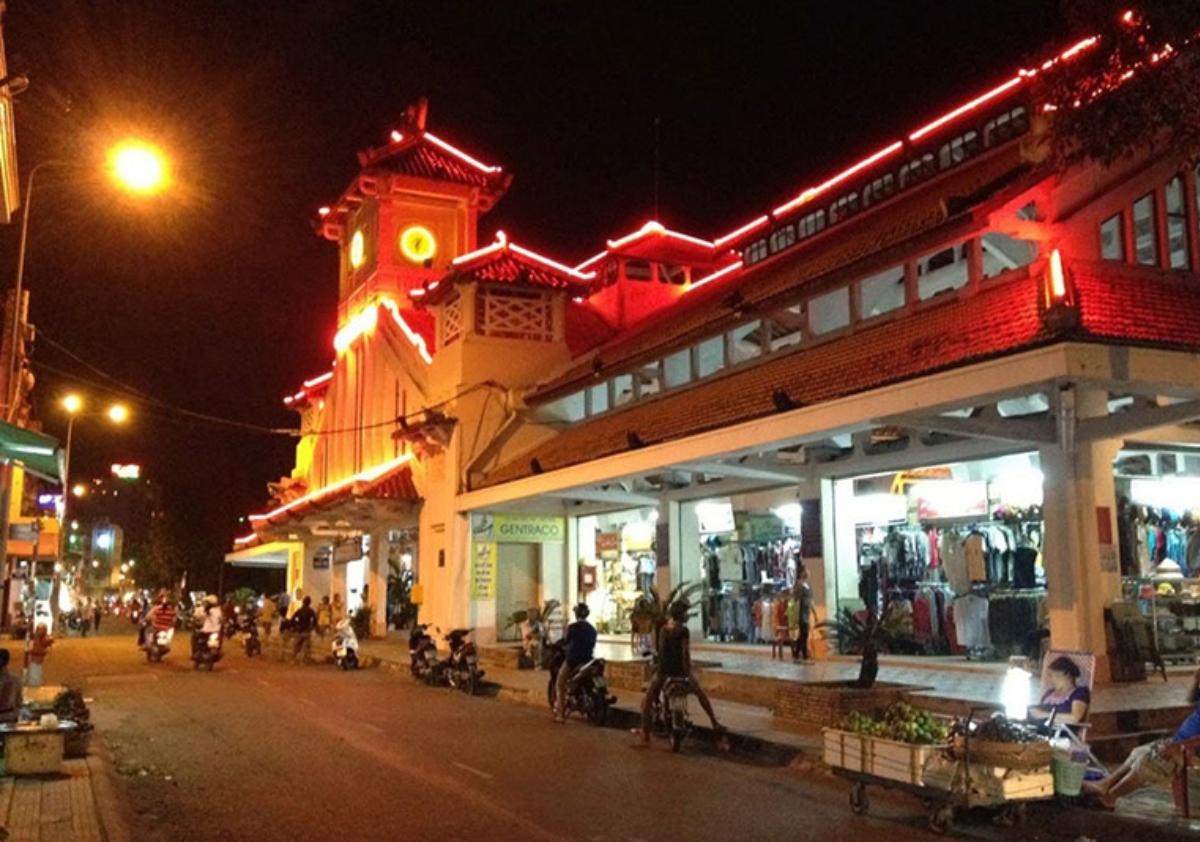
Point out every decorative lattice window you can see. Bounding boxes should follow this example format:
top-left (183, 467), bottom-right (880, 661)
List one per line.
top-left (442, 290), bottom-right (463, 345)
top-left (476, 288), bottom-right (553, 341)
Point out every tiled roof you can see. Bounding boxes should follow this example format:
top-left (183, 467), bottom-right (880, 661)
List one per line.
top-left (417, 236), bottom-right (593, 305)
top-left (478, 261), bottom-right (1200, 488)
top-left (530, 145), bottom-right (1035, 402)
top-left (254, 460), bottom-right (420, 527)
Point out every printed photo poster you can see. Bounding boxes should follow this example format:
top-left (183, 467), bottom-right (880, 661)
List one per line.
top-left (470, 541), bottom-right (497, 599)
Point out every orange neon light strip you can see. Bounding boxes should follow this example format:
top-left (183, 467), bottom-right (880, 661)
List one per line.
top-left (248, 453), bottom-right (415, 523)
top-left (451, 231), bottom-right (595, 280)
top-left (686, 259), bottom-right (743, 293)
top-left (908, 76), bottom-right (1024, 141)
top-left (772, 141), bottom-right (905, 217)
top-left (333, 297), bottom-right (434, 363)
top-left (714, 215), bottom-right (770, 249)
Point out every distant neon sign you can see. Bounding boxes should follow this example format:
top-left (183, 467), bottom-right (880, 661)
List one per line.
top-left (111, 464), bottom-right (141, 480)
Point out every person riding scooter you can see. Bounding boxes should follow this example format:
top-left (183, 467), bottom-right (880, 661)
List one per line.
top-left (553, 603), bottom-right (597, 724)
top-left (143, 591), bottom-right (178, 657)
top-left (192, 595), bottom-right (224, 657)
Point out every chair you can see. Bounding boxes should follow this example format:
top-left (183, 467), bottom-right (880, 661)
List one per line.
top-left (1175, 736), bottom-right (1200, 817)
top-left (1038, 649), bottom-right (1105, 772)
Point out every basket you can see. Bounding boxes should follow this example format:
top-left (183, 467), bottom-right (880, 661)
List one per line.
top-left (1052, 754), bottom-right (1087, 796)
top-left (954, 738), bottom-right (1051, 770)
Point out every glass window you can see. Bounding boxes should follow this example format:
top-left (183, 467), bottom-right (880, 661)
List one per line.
top-left (635, 363), bottom-right (661, 399)
top-left (767, 305), bottom-right (804, 351)
top-left (662, 348), bottom-right (691, 388)
top-left (858, 265), bottom-right (905, 319)
top-left (900, 154), bottom-right (936, 188)
top-left (660, 264), bottom-right (688, 285)
top-left (1133, 193), bottom-right (1158, 266)
top-left (612, 373), bottom-right (635, 407)
top-left (1100, 213), bottom-right (1125, 261)
top-left (769, 225), bottom-right (796, 254)
top-left (541, 391), bottom-right (585, 423)
top-left (728, 321), bottom-right (764, 365)
top-left (744, 239), bottom-right (769, 265)
top-left (983, 106), bottom-right (1029, 146)
top-left (828, 192), bottom-right (860, 225)
top-left (809, 287), bottom-right (850, 335)
top-left (587, 382), bottom-right (609, 415)
top-left (863, 174), bottom-right (896, 207)
top-left (981, 231), bottom-right (1039, 279)
top-left (1166, 176), bottom-right (1190, 269)
top-left (797, 210), bottom-right (825, 239)
top-left (917, 241), bottom-right (970, 300)
top-left (695, 335), bottom-right (725, 378)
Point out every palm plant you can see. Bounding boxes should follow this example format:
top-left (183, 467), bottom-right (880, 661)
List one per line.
top-left (503, 599), bottom-right (562, 633)
top-left (817, 604), bottom-right (912, 689)
top-left (629, 581), bottom-right (703, 640)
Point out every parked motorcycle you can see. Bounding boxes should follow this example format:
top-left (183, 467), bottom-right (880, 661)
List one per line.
top-left (191, 631), bottom-right (223, 671)
top-left (145, 627), bottom-right (174, 663)
top-left (443, 628), bottom-right (483, 695)
top-left (545, 640), bottom-right (615, 725)
top-left (331, 618), bottom-right (359, 670)
top-left (408, 624), bottom-right (440, 684)
top-left (645, 658), bottom-right (693, 752)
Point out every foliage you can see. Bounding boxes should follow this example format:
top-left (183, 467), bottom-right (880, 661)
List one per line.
top-left (818, 605), bottom-right (913, 689)
top-left (386, 561), bottom-right (416, 630)
top-left (133, 515), bottom-right (189, 592)
top-left (503, 599), bottom-right (561, 633)
top-left (629, 581), bottom-right (703, 637)
top-left (1039, 2), bottom-right (1200, 167)
top-left (229, 586), bottom-right (256, 607)
top-left (351, 605), bottom-right (372, 640)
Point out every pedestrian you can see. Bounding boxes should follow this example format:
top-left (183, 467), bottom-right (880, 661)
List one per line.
top-left (291, 596), bottom-right (317, 663)
top-left (92, 600), bottom-right (102, 632)
top-left (0, 649), bottom-right (23, 723)
top-left (331, 592), bottom-right (345, 625)
top-left (317, 596), bottom-right (332, 638)
top-left (791, 568), bottom-right (816, 663)
top-left (27, 623), bottom-right (53, 688)
top-left (259, 593), bottom-right (277, 641)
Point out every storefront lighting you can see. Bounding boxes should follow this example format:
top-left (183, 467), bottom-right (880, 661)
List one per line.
top-left (1001, 660), bottom-right (1032, 720)
top-left (991, 467), bottom-right (1045, 508)
top-left (1130, 477), bottom-right (1200, 509)
top-left (771, 503), bottom-right (802, 533)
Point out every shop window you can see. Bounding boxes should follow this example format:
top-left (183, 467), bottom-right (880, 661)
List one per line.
top-left (612, 373), bottom-right (635, 407)
top-left (662, 347), bottom-right (692, 388)
top-left (769, 224), bottom-right (796, 254)
top-left (744, 239), bottom-right (769, 266)
top-left (635, 362), bottom-right (661, 399)
top-left (938, 131), bottom-right (980, 170)
top-left (1166, 176), bottom-right (1190, 269)
top-left (828, 192), bottom-right (860, 225)
top-left (767, 304), bottom-right (804, 351)
top-left (899, 153), bottom-right (937, 188)
top-left (981, 231), bottom-right (1039, 280)
top-left (728, 320), bottom-right (764, 365)
top-left (541, 391), bottom-right (586, 423)
top-left (797, 210), bottom-right (826, 240)
top-left (695, 335), bottom-right (725, 378)
top-left (587, 381), bottom-right (609, 415)
top-left (624, 260), bottom-right (653, 281)
top-left (858, 264), bottom-right (905, 319)
top-left (917, 241), bottom-right (970, 301)
top-left (809, 287), bottom-right (850, 335)
top-left (862, 174), bottom-right (896, 207)
top-left (1100, 213), bottom-right (1125, 261)
top-left (1132, 192), bottom-right (1158, 266)
top-left (983, 106), bottom-right (1029, 146)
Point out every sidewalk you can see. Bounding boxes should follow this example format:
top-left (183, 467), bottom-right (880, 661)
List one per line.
top-left (0, 752), bottom-right (129, 842)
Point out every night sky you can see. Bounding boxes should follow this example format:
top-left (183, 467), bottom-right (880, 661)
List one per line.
top-left (0, 1), bottom-right (1069, 586)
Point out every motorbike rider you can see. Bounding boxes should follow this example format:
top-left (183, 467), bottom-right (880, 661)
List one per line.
top-left (193, 595), bottom-right (224, 657)
top-left (144, 591), bottom-right (178, 649)
top-left (635, 600), bottom-right (727, 747)
top-left (553, 603), bottom-right (597, 723)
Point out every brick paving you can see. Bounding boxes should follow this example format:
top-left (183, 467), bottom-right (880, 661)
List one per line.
top-left (0, 760), bottom-right (107, 842)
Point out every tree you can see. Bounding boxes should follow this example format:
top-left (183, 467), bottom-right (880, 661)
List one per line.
top-left (135, 515), bottom-right (187, 592)
top-left (1039, 2), bottom-right (1200, 167)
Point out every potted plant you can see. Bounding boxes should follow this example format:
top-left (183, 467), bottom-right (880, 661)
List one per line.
top-left (629, 582), bottom-right (702, 653)
top-left (53, 687), bottom-right (93, 759)
top-left (818, 604), bottom-right (912, 689)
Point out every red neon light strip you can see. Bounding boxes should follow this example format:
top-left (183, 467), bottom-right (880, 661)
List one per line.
top-left (908, 76), bottom-right (1023, 141)
top-left (423, 132), bottom-right (502, 174)
top-left (248, 454), bottom-right (415, 523)
top-left (714, 215), bottom-right (770, 249)
top-left (509, 243), bottom-right (596, 281)
top-left (604, 221), bottom-right (715, 252)
top-left (686, 259), bottom-right (743, 293)
top-left (451, 236), bottom-right (508, 267)
top-left (772, 141), bottom-right (904, 217)
top-left (574, 250), bottom-right (609, 272)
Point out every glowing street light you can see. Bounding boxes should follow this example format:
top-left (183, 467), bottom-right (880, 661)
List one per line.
top-left (61, 393), bottom-right (83, 414)
top-left (107, 403), bottom-right (130, 424)
top-left (107, 141), bottom-right (168, 195)
top-left (71, 483), bottom-right (87, 498)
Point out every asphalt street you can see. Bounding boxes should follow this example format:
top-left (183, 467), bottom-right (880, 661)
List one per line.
top-left (8, 629), bottom-right (1141, 841)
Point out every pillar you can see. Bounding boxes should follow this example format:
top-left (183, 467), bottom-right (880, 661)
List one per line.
top-left (1038, 386), bottom-right (1122, 679)
top-left (367, 529), bottom-right (389, 638)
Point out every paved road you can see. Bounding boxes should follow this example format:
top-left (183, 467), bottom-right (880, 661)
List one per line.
top-left (10, 631), bottom-right (1118, 841)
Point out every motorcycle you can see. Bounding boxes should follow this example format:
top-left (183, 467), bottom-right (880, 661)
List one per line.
top-left (66, 612), bottom-right (90, 637)
top-left (545, 640), bottom-right (615, 725)
top-left (443, 628), bottom-right (483, 695)
top-left (240, 615), bottom-right (262, 657)
top-left (191, 631), bottom-right (223, 671)
top-left (331, 618), bottom-right (359, 670)
top-left (645, 657), bottom-right (693, 752)
top-left (145, 627), bottom-right (174, 663)
top-left (408, 624), bottom-right (440, 684)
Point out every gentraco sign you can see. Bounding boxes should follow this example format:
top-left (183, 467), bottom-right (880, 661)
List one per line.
top-left (492, 514), bottom-right (564, 543)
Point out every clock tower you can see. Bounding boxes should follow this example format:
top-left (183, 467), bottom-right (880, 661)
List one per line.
top-left (315, 99), bottom-right (512, 343)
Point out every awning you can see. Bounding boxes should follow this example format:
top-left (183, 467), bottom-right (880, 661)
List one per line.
top-left (0, 421), bottom-right (63, 484)
top-left (224, 540), bottom-right (302, 569)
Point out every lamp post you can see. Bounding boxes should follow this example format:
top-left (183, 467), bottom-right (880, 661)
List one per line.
top-left (6, 142), bottom-right (169, 421)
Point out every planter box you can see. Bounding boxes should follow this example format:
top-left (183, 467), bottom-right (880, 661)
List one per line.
top-left (774, 681), bottom-right (918, 727)
top-left (823, 728), bottom-right (950, 786)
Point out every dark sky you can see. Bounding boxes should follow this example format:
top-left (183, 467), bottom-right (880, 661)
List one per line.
top-left (0, 1), bottom-right (1068, 585)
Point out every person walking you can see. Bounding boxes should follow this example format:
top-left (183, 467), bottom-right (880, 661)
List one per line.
top-left (791, 568), bottom-right (816, 663)
top-left (26, 623), bottom-right (53, 688)
top-left (291, 596), bottom-right (317, 663)
top-left (92, 601), bottom-right (102, 632)
top-left (258, 593), bottom-right (277, 642)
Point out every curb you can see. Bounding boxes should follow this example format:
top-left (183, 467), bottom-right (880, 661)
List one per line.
top-left (86, 740), bottom-right (133, 842)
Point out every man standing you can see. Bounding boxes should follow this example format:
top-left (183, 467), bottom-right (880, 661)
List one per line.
top-left (259, 593), bottom-right (277, 642)
top-left (0, 649), bottom-right (23, 723)
top-left (291, 596), bottom-right (317, 663)
top-left (553, 604), bottom-right (597, 723)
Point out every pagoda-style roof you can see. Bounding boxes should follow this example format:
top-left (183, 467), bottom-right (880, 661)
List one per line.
top-left (248, 454), bottom-right (419, 527)
top-left (413, 232), bottom-right (595, 305)
top-left (575, 221), bottom-right (722, 275)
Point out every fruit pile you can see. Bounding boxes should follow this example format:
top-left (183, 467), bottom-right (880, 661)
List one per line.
top-left (841, 703), bottom-right (951, 745)
top-left (962, 713), bottom-right (1042, 744)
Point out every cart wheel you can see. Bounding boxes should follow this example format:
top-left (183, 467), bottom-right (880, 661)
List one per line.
top-left (928, 805), bottom-right (954, 835)
top-left (849, 782), bottom-right (869, 815)
top-left (995, 803), bottom-right (1026, 827)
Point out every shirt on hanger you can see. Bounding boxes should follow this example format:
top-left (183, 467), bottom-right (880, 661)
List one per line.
top-left (963, 532), bottom-right (988, 583)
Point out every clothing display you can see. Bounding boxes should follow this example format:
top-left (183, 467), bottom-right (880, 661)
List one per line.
top-left (1117, 501), bottom-right (1200, 577)
top-left (700, 533), bottom-right (802, 643)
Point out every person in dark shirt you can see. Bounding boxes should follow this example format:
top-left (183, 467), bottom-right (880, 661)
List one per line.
top-left (291, 597), bottom-right (318, 663)
top-left (0, 649), bottom-right (22, 724)
top-left (553, 604), bottom-right (597, 723)
top-left (635, 600), bottom-right (725, 746)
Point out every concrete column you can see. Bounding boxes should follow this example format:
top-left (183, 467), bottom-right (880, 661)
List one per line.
top-left (367, 530), bottom-right (389, 637)
top-left (330, 561), bottom-right (347, 613)
top-left (1038, 386), bottom-right (1122, 679)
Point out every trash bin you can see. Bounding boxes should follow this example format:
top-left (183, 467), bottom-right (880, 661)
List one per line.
top-left (1052, 751), bottom-right (1088, 796)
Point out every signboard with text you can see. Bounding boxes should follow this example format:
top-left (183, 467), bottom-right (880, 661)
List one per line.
top-left (470, 541), bottom-right (497, 599)
top-left (475, 513), bottom-right (565, 543)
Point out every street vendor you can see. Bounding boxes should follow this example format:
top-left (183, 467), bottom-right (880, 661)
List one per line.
top-left (1082, 668), bottom-right (1200, 808)
top-left (1029, 656), bottom-right (1090, 724)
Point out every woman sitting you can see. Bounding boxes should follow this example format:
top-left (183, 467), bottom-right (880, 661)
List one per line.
top-left (1083, 669), bottom-right (1200, 808)
top-left (1029, 656), bottom-right (1090, 725)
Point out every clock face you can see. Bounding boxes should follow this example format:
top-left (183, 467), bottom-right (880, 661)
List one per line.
top-left (349, 229), bottom-right (366, 269)
top-left (399, 225), bottom-right (437, 265)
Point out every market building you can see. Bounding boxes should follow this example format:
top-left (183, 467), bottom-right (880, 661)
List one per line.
top-left (233, 34), bottom-right (1200, 681)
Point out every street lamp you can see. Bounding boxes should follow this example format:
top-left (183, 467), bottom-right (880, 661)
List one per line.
top-left (6, 142), bottom-right (171, 420)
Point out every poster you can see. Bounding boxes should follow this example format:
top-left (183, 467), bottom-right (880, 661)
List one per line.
top-left (470, 541), bottom-right (497, 599)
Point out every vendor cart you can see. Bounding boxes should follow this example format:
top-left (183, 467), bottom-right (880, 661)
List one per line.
top-left (823, 724), bottom-right (1054, 835)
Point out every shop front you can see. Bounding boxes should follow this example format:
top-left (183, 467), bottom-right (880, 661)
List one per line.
top-left (575, 506), bottom-right (659, 636)
top-left (469, 512), bottom-right (567, 643)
